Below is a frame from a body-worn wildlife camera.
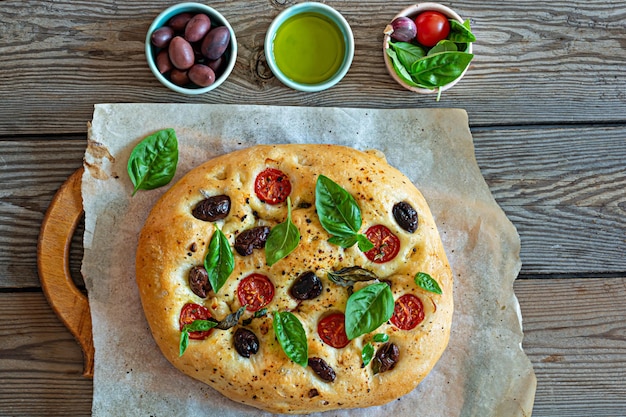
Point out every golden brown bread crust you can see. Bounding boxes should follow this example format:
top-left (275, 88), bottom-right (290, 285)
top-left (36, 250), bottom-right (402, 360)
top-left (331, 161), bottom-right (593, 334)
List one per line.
top-left (135, 144), bottom-right (453, 414)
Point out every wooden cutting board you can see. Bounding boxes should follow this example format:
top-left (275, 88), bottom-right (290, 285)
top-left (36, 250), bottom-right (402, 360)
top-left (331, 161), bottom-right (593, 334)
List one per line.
top-left (37, 168), bottom-right (94, 378)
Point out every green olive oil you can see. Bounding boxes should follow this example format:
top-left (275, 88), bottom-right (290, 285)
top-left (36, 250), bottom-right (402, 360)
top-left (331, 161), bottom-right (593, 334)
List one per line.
top-left (273, 12), bottom-right (346, 84)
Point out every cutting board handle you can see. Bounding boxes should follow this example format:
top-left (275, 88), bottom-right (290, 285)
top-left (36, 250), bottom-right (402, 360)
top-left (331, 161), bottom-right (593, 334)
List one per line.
top-left (37, 167), bottom-right (94, 378)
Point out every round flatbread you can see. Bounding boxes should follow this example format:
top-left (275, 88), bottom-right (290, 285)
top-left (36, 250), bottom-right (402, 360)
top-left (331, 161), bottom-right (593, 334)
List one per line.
top-left (136, 144), bottom-right (453, 414)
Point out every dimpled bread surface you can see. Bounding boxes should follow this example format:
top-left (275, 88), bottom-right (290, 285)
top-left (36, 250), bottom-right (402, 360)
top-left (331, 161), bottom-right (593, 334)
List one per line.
top-left (135, 144), bottom-right (453, 414)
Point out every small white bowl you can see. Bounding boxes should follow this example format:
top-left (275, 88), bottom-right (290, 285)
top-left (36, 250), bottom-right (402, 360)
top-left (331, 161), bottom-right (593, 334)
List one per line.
top-left (145, 2), bottom-right (237, 95)
top-left (383, 3), bottom-right (473, 94)
top-left (264, 2), bottom-right (354, 92)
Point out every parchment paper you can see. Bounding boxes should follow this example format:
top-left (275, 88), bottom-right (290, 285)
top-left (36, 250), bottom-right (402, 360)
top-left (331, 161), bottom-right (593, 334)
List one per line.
top-left (82, 103), bottom-right (536, 417)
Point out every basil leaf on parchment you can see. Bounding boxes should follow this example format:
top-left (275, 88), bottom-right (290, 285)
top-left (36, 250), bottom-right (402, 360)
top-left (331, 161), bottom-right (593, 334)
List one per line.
top-left (127, 128), bottom-right (178, 196)
top-left (415, 272), bottom-right (443, 295)
top-left (265, 197), bottom-right (300, 266)
top-left (273, 311), bottom-right (308, 367)
top-left (204, 225), bottom-right (234, 294)
top-left (344, 283), bottom-right (394, 340)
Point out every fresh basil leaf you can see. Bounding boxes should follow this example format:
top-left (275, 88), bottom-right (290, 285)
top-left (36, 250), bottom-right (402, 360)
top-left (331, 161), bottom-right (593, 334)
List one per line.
top-left (179, 319), bottom-right (219, 357)
top-left (328, 234), bottom-right (358, 248)
top-left (179, 330), bottom-right (189, 357)
top-left (373, 333), bottom-right (389, 343)
top-left (315, 175), bottom-right (363, 237)
top-left (428, 40), bottom-right (458, 55)
top-left (345, 283), bottom-right (394, 340)
top-left (362, 342), bottom-right (375, 367)
top-left (385, 48), bottom-right (421, 88)
top-left (389, 41), bottom-right (426, 68)
top-left (242, 307), bottom-right (268, 326)
top-left (315, 175), bottom-right (374, 251)
top-left (448, 19), bottom-right (477, 43)
top-left (356, 234), bottom-right (375, 252)
top-left (265, 197), bottom-right (300, 266)
top-left (204, 225), bottom-right (234, 294)
top-left (273, 311), bottom-right (308, 367)
top-left (214, 305), bottom-right (247, 330)
top-left (183, 319), bottom-right (219, 333)
top-left (127, 128), bottom-right (178, 196)
top-left (327, 266), bottom-right (379, 288)
top-left (456, 43), bottom-right (471, 53)
top-left (328, 233), bottom-right (376, 252)
top-left (410, 52), bottom-right (474, 89)
top-left (415, 272), bottom-right (443, 295)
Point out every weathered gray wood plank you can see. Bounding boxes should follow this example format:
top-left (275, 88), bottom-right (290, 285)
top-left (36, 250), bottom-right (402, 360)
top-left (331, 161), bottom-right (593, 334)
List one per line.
top-left (515, 277), bottom-right (626, 417)
top-left (0, 292), bottom-right (92, 416)
top-left (1, 123), bottom-right (625, 288)
top-left (1, 1), bottom-right (624, 415)
top-left (1, 0), bottom-right (625, 134)
top-left (0, 139), bottom-right (86, 289)
top-left (2, 278), bottom-right (626, 416)
top-left (475, 125), bottom-right (626, 275)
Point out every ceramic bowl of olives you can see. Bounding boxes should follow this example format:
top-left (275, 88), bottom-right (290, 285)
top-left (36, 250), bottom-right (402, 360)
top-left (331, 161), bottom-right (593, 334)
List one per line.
top-left (146, 2), bottom-right (237, 94)
top-left (383, 3), bottom-right (475, 97)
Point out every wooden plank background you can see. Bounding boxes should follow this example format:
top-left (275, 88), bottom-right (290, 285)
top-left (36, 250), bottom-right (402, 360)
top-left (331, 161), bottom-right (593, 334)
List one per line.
top-left (1, 0), bottom-right (625, 415)
top-left (1, 0), bottom-right (626, 133)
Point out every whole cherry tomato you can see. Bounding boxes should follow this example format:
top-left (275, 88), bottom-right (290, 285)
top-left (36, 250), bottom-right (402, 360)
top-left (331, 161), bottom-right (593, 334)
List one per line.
top-left (415, 11), bottom-right (450, 47)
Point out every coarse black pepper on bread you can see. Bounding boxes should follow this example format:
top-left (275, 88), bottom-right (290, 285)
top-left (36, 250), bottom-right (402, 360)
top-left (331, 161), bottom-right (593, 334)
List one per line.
top-left (135, 144), bottom-right (453, 414)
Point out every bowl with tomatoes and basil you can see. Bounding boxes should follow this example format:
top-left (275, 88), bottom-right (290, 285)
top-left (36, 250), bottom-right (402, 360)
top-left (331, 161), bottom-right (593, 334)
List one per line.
top-left (383, 3), bottom-right (476, 97)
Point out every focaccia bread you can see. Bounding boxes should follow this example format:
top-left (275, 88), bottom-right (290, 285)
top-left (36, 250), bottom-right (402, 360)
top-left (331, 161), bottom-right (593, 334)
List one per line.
top-left (135, 144), bottom-right (453, 414)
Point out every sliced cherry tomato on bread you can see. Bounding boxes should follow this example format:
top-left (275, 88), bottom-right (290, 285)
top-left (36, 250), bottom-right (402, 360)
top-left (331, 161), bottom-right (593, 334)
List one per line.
top-left (317, 312), bottom-right (350, 349)
top-left (254, 168), bottom-right (291, 204)
top-left (237, 273), bottom-right (275, 312)
top-left (390, 294), bottom-right (425, 330)
top-left (364, 224), bottom-right (400, 263)
top-left (179, 303), bottom-right (213, 340)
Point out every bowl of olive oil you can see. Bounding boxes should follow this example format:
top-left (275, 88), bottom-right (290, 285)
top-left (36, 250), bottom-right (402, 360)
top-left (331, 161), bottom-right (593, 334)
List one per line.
top-left (265, 2), bottom-right (354, 92)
